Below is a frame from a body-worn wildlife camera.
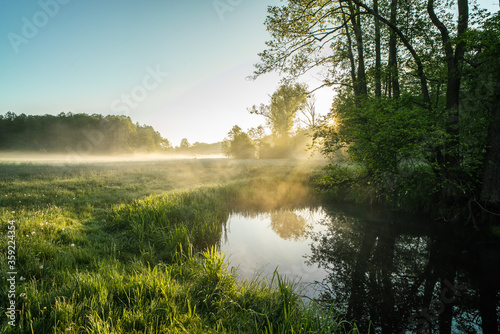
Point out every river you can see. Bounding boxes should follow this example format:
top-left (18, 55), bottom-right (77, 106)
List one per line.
top-left (219, 203), bottom-right (500, 333)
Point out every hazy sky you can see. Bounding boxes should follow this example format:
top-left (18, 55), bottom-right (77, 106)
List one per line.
top-left (1, 1), bottom-right (498, 146)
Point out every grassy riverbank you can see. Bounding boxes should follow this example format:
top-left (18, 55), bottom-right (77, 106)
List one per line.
top-left (311, 162), bottom-right (439, 213)
top-left (0, 159), bottom-right (358, 333)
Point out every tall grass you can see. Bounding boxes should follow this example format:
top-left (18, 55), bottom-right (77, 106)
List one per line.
top-left (0, 159), bottom-right (356, 333)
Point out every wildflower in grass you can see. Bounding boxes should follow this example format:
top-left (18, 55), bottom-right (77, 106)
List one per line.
top-left (71, 244), bottom-right (75, 247)
top-left (62, 228), bottom-right (65, 231)
top-left (32, 231), bottom-right (35, 235)
top-left (20, 276), bottom-right (25, 281)
top-left (19, 293), bottom-right (26, 298)
top-left (40, 265), bottom-right (43, 269)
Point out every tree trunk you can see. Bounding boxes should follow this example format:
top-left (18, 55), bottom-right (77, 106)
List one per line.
top-left (374, 0), bottom-right (382, 97)
top-left (480, 65), bottom-right (500, 210)
top-left (350, 0), bottom-right (431, 108)
top-left (347, 228), bottom-right (377, 329)
top-left (388, 0), bottom-right (400, 99)
top-left (378, 225), bottom-right (396, 333)
top-left (348, 2), bottom-right (368, 96)
top-left (341, 7), bottom-right (358, 97)
top-left (478, 251), bottom-right (499, 334)
top-left (427, 0), bottom-right (468, 205)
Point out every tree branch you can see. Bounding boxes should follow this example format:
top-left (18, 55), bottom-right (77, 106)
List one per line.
top-left (349, 0), bottom-right (432, 109)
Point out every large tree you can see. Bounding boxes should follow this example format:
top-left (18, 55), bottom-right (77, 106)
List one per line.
top-left (249, 83), bottom-right (308, 141)
top-left (254, 0), bottom-right (499, 220)
top-left (222, 125), bottom-right (256, 159)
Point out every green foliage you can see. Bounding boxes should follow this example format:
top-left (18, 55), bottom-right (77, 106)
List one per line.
top-left (222, 125), bottom-right (256, 159)
top-left (460, 11), bottom-right (500, 183)
top-left (312, 161), bottom-right (438, 212)
top-left (380, 163), bottom-right (438, 212)
top-left (312, 163), bottom-right (375, 204)
top-left (255, 0), bottom-right (500, 219)
top-left (246, 84), bottom-right (320, 159)
top-left (316, 95), bottom-right (435, 172)
top-left (0, 112), bottom-right (171, 154)
top-left (312, 85), bottom-right (495, 211)
top-left (249, 83), bottom-right (307, 139)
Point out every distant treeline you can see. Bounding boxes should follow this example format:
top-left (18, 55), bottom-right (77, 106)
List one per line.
top-left (0, 112), bottom-right (171, 154)
top-left (172, 139), bottom-right (222, 155)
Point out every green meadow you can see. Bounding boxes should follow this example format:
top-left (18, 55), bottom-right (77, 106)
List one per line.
top-left (0, 159), bottom-right (358, 333)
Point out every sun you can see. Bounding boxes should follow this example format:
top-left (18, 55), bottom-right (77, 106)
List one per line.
top-left (325, 117), bottom-right (336, 127)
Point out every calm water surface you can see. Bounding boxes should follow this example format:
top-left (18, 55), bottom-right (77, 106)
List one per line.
top-left (219, 203), bottom-right (500, 333)
top-left (219, 208), bottom-right (330, 298)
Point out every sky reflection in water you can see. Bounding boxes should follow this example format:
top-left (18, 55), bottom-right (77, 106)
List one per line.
top-left (219, 208), bottom-right (329, 297)
top-left (219, 204), bottom-right (500, 333)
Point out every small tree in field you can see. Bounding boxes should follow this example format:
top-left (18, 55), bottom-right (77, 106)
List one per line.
top-left (249, 83), bottom-right (308, 141)
top-left (222, 125), bottom-right (256, 159)
top-left (179, 138), bottom-right (190, 149)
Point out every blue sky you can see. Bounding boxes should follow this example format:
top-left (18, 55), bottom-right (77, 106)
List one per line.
top-left (1, 0), bottom-right (498, 145)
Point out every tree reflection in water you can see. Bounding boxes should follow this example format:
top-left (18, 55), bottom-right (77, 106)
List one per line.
top-left (269, 209), bottom-right (308, 241)
top-left (306, 205), bottom-right (500, 333)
